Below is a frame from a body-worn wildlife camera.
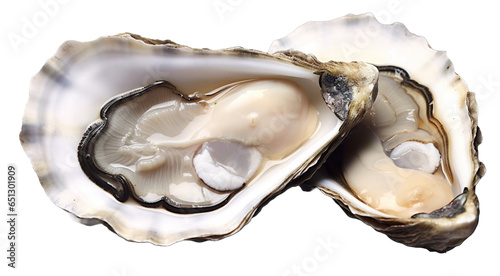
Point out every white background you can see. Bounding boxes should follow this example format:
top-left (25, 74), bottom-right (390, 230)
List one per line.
top-left (1, 0), bottom-right (499, 275)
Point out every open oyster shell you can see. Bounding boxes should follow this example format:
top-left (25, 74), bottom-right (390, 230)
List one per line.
top-left (20, 33), bottom-right (378, 245)
top-left (270, 14), bottom-right (484, 252)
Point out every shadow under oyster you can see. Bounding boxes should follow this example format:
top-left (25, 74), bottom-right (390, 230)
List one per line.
top-left (270, 14), bottom-right (484, 252)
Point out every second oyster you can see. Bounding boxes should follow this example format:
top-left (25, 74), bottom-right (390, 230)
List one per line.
top-left (270, 14), bottom-right (484, 252)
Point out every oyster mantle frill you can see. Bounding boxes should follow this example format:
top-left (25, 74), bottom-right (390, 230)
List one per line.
top-left (21, 33), bottom-right (378, 244)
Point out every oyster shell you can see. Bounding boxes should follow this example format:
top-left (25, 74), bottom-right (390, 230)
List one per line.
top-left (270, 14), bottom-right (484, 252)
top-left (20, 33), bottom-right (378, 245)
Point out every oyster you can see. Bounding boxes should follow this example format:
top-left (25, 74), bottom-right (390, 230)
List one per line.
top-left (20, 33), bottom-right (378, 245)
top-left (270, 14), bottom-right (484, 252)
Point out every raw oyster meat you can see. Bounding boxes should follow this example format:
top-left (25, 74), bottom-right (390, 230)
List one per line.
top-left (20, 33), bottom-right (378, 245)
top-left (270, 14), bottom-right (484, 252)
